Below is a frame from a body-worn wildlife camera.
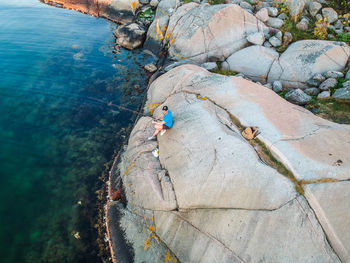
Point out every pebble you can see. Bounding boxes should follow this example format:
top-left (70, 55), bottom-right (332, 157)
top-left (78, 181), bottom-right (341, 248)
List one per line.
top-left (272, 81), bottom-right (283, 92)
top-left (304, 87), bottom-right (320, 96)
top-left (324, 71), bottom-right (344, 78)
top-left (269, 36), bottom-right (282, 47)
top-left (317, 91), bottom-right (331, 99)
top-left (144, 63), bottom-right (157, 73)
top-left (285, 89), bottom-right (311, 105)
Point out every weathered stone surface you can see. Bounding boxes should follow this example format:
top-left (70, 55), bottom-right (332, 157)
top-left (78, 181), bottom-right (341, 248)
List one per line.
top-left (119, 117), bottom-right (177, 210)
top-left (146, 65), bottom-right (350, 181)
top-left (324, 70), bottom-right (344, 78)
top-left (287, 0), bottom-right (305, 19)
top-left (143, 0), bottom-right (182, 55)
top-left (317, 90), bottom-right (330, 99)
top-left (333, 87), bottom-right (350, 100)
top-left (247, 31), bottom-right (265, 45)
top-left (322, 7), bottom-right (338, 24)
top-left (267, 6), bottom-right (278, 17)
top-left (346, 69), bottom-right (350, 79)
top-left (240, 0), bottom-right (253, 11)
top-left (200, 62), bottom-right (218, 71)
top-left (268, 40), bottom-right (350, 89)
top-left (285, 88), bottom-right (311, 105)
top-left (144, 63), bottom-right (157, 72)
top-left (111, 64), bottom-right (350, 262)
top-left (304, 87), bottom-right (320, 95)
top-left (273, 80), bottom-right (283, 92)
top-left (267, 17), bottom-right (284, 28)
top-left (305, 182), bottom-right (350, 263)
top-left (313, 73), bottom-right (326, 82)
top-left (224, 45), bottom-right (279, 82)
top-left (269, 36), bottom-right (282, 47)
top-left (166, 4), bottom-right (267, 63)
top-left (154, 196), bottom-right (340, 263)
top-left (319, 78), bottom-right (337, 91)
top-left (343, 80), bottom-right (350, 89)
top-left (306, 78), bottom-right (320, 86)
top-left (255, 7), bottom-right (269, 22)
top-left (309, 1), bottom-right (322, 17)
top-left (114, 23), bottom-right (146, 50)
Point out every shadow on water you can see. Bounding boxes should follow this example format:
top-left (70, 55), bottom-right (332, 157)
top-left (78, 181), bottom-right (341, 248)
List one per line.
top-left (0, 1), bottom-right (152, 262)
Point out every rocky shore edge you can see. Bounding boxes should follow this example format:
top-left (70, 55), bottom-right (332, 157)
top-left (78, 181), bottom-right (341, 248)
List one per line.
top-left (43, 0), bottom-right (350, 262)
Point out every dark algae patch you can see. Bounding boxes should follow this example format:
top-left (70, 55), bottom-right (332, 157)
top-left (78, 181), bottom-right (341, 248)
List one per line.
top-left (0, 1), bottom-right (152, 262)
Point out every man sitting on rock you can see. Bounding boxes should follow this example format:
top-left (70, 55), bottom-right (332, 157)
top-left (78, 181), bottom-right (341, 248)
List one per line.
top-left (148, 106), bottom-right (173, 140)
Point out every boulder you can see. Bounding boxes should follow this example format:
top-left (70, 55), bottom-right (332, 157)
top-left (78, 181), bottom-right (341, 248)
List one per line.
top-left (267, 17), bottom-right (284, 28)
top-left (309, 1), bottom-right (322, 17)
top-left (317, 90), bottom-right (330, 99)
top-left (324, 70), bottom-right (344, 78)
top-left (166, 4), bottom-right (267, 63)
top-left (143, 0), bottom-right (182, 56)
top-left (269, 36), bottom-right (282, 47)
top-left (268, 40), bottom-right (350, 89)
top-left (296, 18), bottom-right (309, 31)
top-left (333, 87), bottom-right (350, 100)
top-left (200, 62), bottom-right (218, 71)
top-left (319, 78), bottom-right (337, 91)
top-left (273, 80), bottom-right (283, 92)
top-left (114, 23), bottom-right (146, 50)
top-left (285, 88), bottom-right (311, 105)
top-left (255, 7), bottom-right (269, 22)
top-left (282, 31), bottom-right (293, 46)
top-left (51, 0), bottom-right (138, 24)
top-left (247, 31), bottom-right (265, 45)
top-left (267, 6), bottom-right (278, 17)
top-left (304, 87), bottom-right (320, 95)
top-left (224, 45), bottom-right (279, 82)
top-left (287, 0), bottom-right (305, 19)
top-left (322, 7), bottom-right (338, 24)
top-left (240, 1), bottom-right (253, 11)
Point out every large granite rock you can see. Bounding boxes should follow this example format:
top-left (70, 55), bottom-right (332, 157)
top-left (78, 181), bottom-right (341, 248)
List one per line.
top-left (268, 40), bottom-right (350, 89)
top-left (110, 64), bottom-right (350, 262)
top-left (143, 0), bottom-right (182, 56)
top-left (223, 45), bottom-right (279, 83)
top-left (166, 4), bottom-right (267, 63)
top-left (50, 0), bottom-right (137, 24)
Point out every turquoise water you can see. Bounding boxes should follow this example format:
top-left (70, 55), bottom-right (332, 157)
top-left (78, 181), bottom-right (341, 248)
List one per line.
top-left (0, 1), bottom-right (150, 262)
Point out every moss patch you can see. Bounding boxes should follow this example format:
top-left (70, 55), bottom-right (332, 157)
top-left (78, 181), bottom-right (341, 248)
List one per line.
top-left (210, 61), bottom-right (238, 76)
top-left (208, 0), bottom-right (225, 4)
top-left (253, 139), bottom-right (304, 195)
top-left (306, 98), bottom-right (350, 124)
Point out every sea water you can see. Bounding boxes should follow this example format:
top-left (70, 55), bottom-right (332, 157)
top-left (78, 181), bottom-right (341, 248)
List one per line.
top-left (0, 0), bottom-right (150, 262)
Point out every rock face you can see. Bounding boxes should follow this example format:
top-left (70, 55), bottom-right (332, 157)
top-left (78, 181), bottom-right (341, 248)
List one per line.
top-left (268, 40), bottom-right (350, 89)
top-left (224, 45), bottom-right (279, 82)
top-left (49, 0), bottom-right (137, 24)
top-left (114, 23), bottom-right (146, 49)
top-left (166, 4), bottom-right (267, 63)
top-left (108, 64), bottom-right (350, 263)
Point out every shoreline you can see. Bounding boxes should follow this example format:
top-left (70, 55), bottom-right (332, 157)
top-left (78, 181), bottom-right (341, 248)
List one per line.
top-left (42, 0), bottom-right (350, 262)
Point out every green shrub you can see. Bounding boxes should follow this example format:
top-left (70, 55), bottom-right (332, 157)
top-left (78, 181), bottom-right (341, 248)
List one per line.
top-left (329, 0), bottom-right (350, 14)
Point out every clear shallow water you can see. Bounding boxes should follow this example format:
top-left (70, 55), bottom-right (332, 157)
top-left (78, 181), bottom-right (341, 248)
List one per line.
top-left (0, 1), bottom-right (150, 262)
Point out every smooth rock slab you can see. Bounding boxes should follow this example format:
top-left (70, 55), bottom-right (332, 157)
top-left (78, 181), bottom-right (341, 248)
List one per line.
top-left (146, 64), bottom-right (350, 181)
top-left (224, 45), bottom-right (279, 82)
top-left (154, 196), bottom-right (340, 263)
top-left (268, 40), bottom-right (350, 89)
top-left (305, 182), bottom-right (350, 263)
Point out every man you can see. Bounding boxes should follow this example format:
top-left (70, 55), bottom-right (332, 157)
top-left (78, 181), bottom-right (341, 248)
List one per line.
top-left (148, 106), bottom-right (173, 140)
